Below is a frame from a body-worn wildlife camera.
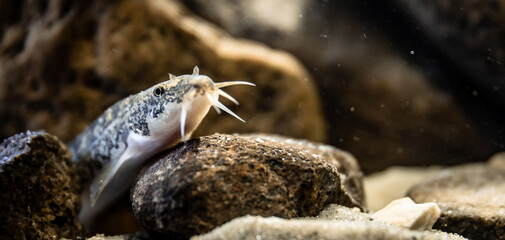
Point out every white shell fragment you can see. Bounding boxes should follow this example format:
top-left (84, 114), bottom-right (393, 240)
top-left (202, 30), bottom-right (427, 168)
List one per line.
top-left (371, 197), bottom-right (441, 230)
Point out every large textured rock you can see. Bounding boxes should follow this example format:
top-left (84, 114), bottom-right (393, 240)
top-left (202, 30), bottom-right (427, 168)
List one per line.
top-left (183, 0), bottom-right (497, 173)
top-left (131, 134), bottom-right (364, 239)
top-left (0, 131), bottom-right (81, 239)
top-left (408, 156), bottom-right (505, 240)
top-left (0, 0), bottom-right (325, 143)
top-left (192, 206), bottom-right (466, 240)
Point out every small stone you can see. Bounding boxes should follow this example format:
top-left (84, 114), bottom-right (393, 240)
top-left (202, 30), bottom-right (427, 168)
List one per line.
top-left (371, 197), bottom-right (440, 230)
top-left (408, 161), bottom-right (505, 240)
top-left (78, 233), bottom-right (151, 240)
top-left (488, 152), bottom-right (505, 171)
top-left (0, 131), bottom-right (82, 239)
top-left (191, 214), bottom-right (467, 240)
top-left (131, 133), bottom-right (364, 238)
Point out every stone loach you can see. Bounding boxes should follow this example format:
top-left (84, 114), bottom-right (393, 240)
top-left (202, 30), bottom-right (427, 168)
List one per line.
top-left (131, 133), bottom-right (364, 239)
top-left (0, 131), bottom-right (82, 240)
top-left (408, 156), bottom-right (505, 240)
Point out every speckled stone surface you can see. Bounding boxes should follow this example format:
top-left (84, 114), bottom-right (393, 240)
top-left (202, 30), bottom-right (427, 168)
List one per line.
top-left (408, 157), bottom-right (505, 240)
top-left (191, 210), bottom-right (466, 240)
top-left (131, 133), bottom-right (364, 239)
top-left (0, 131), bottom-right (81, 239)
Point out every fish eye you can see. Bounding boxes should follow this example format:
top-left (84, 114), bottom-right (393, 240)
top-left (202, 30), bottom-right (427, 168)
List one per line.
top-left (153, 86), bottom-right (165, 97)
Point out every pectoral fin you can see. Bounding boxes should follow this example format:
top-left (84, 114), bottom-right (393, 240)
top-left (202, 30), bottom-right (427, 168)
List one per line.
top-left (89, 151), bottom-right (132, 207)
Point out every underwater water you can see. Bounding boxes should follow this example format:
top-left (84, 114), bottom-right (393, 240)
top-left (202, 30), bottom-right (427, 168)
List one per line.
top-left (0, 0), bottom-right (504, 239)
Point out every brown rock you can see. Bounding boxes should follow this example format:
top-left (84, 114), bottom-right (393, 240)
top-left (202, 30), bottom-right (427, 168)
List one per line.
top-left (0, 0), bottom-right (325, 143)
top-left (0, 131), bottom-right (82, 239)
top-left (131, 134), bottom-right (364, 239)
top-left (407, 159), bottom-right (505, 240)
top-left (327, 57), bottom-right (493, 173)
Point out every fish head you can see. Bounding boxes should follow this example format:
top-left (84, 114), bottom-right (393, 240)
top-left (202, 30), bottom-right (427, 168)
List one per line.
top-left (142, 66), bottom-right (254, 141)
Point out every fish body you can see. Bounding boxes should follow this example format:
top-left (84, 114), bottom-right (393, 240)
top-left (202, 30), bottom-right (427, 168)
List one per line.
top-left (69, 66), bottom-right (254, 224)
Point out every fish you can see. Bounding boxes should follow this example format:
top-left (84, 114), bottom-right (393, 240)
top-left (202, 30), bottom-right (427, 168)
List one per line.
top-left (69, 66), bottom-right (254, 224)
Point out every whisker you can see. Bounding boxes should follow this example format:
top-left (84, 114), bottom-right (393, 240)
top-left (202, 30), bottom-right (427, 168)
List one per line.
top-left (180, 105), bottom-right (188, 141)
top-left (218, 89), bottom-right (239, 105)
top-left (206, 93), bottom-right (221, 114)
top-left (215, 81), bottom-right (256, 89)
top-left (215, 101), bottom-right (245, 122)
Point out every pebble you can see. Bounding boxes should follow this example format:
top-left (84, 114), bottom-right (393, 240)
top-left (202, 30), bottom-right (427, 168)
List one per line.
top-left (371, 197), bottom-right (440, 230)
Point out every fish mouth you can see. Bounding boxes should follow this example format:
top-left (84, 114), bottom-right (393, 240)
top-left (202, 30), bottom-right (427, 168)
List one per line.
top-left (179, 80), bottom-right (256, 141)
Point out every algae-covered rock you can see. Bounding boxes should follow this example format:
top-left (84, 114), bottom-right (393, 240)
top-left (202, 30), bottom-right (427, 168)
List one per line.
top-left (0, 131), bottom-right (81, 239)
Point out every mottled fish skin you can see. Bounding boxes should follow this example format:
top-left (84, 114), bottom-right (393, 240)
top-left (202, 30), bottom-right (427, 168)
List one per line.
top-left (69, 95), bottom-right (134, 170)
top-left (68, 66), bottom-right (255, 226)
top-left (69, 76), bottom-right (194, 170)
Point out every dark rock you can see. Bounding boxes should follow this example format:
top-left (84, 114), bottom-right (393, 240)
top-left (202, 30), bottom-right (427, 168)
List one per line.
top-left (131, 134), bottom-right (364, 238)
top-left (0, 0), bottom-right (325, 144)
top-left (183, 0), bottom-right (497, 173)
top-left (192, 205), bottom-right (466, 240)
top-left (0, 131), bottom-right (82, 239)
top-left (407, 157), bottom-right (505, 240)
